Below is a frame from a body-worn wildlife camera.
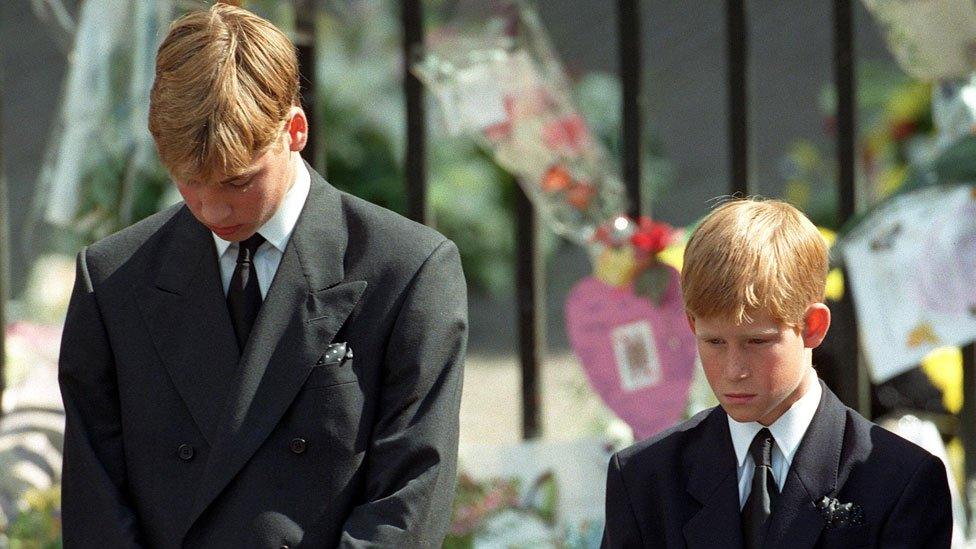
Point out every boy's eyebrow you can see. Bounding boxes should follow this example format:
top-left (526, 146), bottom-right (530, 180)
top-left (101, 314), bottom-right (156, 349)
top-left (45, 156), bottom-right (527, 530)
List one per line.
top-left (217, 168), bottom-right (260, 185)
top-left (744, 328), bottom-right (781, 336)
top-left (696, 328), bottom-right (781, 339)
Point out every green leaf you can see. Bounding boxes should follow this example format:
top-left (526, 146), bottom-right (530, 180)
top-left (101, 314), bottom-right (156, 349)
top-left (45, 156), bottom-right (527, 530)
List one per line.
top-left (930, 135), bottom-right (976, 183)
top-left (634, 264), bottom-right (671, 306)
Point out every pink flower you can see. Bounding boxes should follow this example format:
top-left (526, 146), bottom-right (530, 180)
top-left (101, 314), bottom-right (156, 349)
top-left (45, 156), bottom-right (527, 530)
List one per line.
top-left (542, 114), bottom-right (590, 155)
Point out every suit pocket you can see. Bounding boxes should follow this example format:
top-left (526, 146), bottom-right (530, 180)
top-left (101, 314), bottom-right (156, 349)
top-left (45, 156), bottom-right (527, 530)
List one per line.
top-left (819, 523), bottom-right (870, 548)
top-left (302, 358), bottom-right (357, 390)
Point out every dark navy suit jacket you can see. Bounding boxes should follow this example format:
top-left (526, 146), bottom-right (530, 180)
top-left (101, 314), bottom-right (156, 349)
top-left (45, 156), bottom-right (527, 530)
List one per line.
top-left (602, 381), bottom-right (951, 548)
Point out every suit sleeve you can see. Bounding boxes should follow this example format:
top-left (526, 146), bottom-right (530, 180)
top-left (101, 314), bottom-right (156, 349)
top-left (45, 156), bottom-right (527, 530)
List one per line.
top-left (602, 452), bottom-right (644, 549)
top-left (877, 453), bottom-right (952, 549)
top-left (58, 249), bottom-right (145, 548)
top-left (338, 239), bottom-right (467, 548)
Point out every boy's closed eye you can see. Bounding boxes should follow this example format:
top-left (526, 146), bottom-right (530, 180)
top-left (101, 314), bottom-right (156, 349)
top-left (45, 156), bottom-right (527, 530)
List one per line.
top-left (225, 177), bottom-right (252, 189)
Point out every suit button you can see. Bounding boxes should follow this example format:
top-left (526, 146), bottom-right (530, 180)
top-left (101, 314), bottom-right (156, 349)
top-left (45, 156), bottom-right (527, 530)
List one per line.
top-left (280, 546), bottom-right (289, 549)
top-left (177, 444), bottom-right (194, 461)
top-left (289, 438), bottom-right (307, 454)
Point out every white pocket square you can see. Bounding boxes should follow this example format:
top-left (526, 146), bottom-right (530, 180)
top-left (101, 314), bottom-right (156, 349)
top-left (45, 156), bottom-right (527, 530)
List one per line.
top-left (316, 342), bottom-right (353, 366)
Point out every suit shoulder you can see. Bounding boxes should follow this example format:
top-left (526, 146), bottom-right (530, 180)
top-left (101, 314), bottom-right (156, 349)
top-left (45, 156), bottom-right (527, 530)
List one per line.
top-left (615, 407), bottom-right (716, 471)
top-left (340, 192), bottom-right (451, 263)
top-left (846, 409), bottom-right (937, 468)
top-left (82, 203), bottom-right (185, 280)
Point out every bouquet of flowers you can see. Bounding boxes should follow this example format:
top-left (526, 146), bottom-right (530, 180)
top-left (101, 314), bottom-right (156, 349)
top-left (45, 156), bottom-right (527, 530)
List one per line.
top-left (413, 1), bottom-right (626, 243)
top-left (446, 471), bottom-right (558, 548)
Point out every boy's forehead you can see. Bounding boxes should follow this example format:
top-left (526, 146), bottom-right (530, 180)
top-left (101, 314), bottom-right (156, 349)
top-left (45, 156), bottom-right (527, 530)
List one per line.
top-left (177, 160), bottom-right (262, 186)
top-left (692, 311), bottom-right (785, 335)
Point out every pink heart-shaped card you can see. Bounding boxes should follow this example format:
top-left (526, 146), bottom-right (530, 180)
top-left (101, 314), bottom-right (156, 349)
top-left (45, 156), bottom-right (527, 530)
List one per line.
top-left (565, 266), bottom-right (697, 439)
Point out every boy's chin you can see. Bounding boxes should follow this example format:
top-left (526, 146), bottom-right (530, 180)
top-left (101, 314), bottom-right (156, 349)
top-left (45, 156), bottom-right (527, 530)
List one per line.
top-left (721, 402), bottom-right (770, 424)
top-left (724, 408), bottom-right (758, 423)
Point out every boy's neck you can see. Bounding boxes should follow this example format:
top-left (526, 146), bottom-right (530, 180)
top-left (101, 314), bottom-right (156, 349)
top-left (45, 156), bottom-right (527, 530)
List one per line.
top-left (757, 366), bottom-right (817, 426)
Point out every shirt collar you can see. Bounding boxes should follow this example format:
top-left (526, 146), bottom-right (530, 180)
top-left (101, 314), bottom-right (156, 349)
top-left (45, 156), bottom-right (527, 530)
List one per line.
top-left (212, 154), bottom-right (311, 257)
top-left (727, 374), bottom-right (823, 468)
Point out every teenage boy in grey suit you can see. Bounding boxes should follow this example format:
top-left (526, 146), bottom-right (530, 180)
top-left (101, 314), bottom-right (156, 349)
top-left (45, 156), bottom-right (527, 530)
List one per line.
top-left (58, 3), bottom-right (467, 547)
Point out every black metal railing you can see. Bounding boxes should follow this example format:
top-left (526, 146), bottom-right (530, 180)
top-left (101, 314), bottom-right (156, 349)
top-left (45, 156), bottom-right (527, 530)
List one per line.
top-left (0, 0), bottom-right (971, 491)
top-left (0, 85), bottom-right (8, 422)
top-left (311, 1), bottom-right (976, 474)
top-left (726, 0), bottom-right (749, 197)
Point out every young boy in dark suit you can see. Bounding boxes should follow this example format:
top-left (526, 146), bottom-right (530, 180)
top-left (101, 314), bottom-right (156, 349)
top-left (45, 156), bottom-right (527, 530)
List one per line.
top-left (601, 199), bottom-right (951, 548)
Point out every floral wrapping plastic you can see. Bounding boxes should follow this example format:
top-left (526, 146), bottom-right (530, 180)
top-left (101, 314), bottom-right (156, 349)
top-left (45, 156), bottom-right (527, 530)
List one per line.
top-left (39, 0), bottom-right (175, 236)
top-left (412, 2), bottom-right (626, 244)
top-left (932, 75), bottom-right (976, 153)
top-left (862, 0), bottom-right (976, 81)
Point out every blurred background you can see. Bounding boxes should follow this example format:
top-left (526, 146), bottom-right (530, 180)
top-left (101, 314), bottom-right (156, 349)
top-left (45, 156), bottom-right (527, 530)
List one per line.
top-left (2, 0), bottom-right (975, 546)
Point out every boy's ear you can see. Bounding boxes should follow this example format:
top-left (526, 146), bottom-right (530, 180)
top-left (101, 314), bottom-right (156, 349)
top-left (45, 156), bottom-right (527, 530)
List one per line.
top-left (686, 313), bottom-right (697, 335)
top-left (285, 106), bottom-right (308, 152)
top-left (801, 303), bottom-right (831, 349)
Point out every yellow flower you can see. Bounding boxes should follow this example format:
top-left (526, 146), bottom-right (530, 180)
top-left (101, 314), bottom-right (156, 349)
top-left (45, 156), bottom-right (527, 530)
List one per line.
top-left (921, 346), bottom-right (962, 414)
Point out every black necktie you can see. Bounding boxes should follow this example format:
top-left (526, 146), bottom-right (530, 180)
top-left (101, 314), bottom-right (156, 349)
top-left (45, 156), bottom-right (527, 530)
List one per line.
top-left (742, 428), bottom-right (778, 549)
top-left (227, 233), bottom-right (266, 351)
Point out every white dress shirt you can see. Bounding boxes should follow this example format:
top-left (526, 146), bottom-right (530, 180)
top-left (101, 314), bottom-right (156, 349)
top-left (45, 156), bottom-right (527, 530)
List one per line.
top-left (213, 154), bottom-right (311, 298)
top-left (727, 376), bottom-right (822, 509)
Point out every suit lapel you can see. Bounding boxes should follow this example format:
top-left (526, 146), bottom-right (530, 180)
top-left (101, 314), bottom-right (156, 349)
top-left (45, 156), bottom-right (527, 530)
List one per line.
top-left (183, 168), bottom-right (368, 536)
top-left (137, 208), bottom-right (240, 444)
top-left (682, 407), bottom-right (745, 549)
top-left (764, 381), bottom-right (848, 549)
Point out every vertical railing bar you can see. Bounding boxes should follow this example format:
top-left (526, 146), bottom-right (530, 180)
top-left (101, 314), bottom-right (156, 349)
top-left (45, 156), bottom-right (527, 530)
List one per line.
top-left (834, 0), bottom-right (856, 224)
top-left (726, 0), bottom-right (748, 196)
top-left (618, 0), bottom-right (643, 217)
top-left (295, 4), bottom-right (320, 174)
top-left (0, 84), bottom-right (7, 419)
top-left (512, 5), bottom-right (543, 440)
top-left (402, 0), bottom-right (429, 225)
top-left (961, 344), bottom-right (976, 522)
top-left (832, 0), bottom-right (866, 415)
top-left (516, 189), bottom-right (543, 439)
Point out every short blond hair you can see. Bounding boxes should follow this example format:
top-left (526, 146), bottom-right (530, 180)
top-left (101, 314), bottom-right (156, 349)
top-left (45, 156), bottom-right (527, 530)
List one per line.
top-left (681, 198), bottom-right (828, 327)
top-left (148, 2), bottom-right (300, 183)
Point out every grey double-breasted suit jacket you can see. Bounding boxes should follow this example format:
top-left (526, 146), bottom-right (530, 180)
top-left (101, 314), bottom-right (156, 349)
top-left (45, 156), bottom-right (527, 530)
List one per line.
top-left (58, 167), bottom-right (468, 548)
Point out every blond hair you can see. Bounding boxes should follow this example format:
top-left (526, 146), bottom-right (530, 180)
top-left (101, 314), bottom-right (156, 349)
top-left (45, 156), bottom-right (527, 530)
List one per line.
top-left (681, 198), bottom-right (828, 327)
top-left (148, 2), bottom-right (300, 183)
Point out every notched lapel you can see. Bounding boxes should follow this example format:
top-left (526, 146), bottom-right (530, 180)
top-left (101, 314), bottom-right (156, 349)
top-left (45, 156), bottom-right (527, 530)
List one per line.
top-left (183, 254), bottom-right (366, 539)
top-left (764, 382), bottom-right (848, 549)
top-left (683, 408), bottom-right (745, 549)
top-left (181, 170), bottom-right (365, 540)
top-left (137, 209), bottom-right (240, 445)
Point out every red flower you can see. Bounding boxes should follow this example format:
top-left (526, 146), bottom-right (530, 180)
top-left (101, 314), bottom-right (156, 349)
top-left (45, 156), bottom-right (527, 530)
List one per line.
top-left (594, 224), bottom-right (612, 245)
top-left (890, 120), bottom-right (917, 142)
top-left (566, 182), bottom-right (596, 210)
top-left (630, 216), bottom-right (673, 255)
top-left (541, 165), bottom-right (574, 193)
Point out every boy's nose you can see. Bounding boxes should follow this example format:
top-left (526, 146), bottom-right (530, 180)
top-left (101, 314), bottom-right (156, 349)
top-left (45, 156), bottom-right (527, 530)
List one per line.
top-left (725, 360), bottom-right (750, 380)
top-left (199, 198), bottom-right (232, 225)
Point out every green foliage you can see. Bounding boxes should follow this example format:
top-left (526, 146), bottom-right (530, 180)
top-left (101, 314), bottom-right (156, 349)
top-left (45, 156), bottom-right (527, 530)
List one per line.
top-left (76, 151), bottom-right (171, 242)
top-left (782, 61), bottom-right (933, 230)
top-left (928, 135), bottom-right (976, 183)
top-left (2, 487), bottom-right (62, 549)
